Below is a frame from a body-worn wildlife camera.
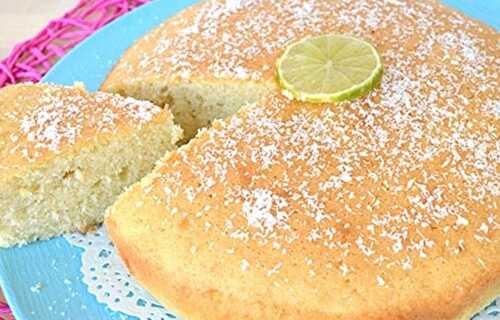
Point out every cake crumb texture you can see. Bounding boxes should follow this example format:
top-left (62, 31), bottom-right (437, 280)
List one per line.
top-left (0, 83), bottom-right (182, 247)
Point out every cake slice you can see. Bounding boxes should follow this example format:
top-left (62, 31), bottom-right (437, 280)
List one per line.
top-left (0, 83), bottom-right (182, 247)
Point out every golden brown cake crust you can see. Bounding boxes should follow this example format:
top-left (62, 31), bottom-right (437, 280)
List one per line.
top-left (105, 0), bottom-right (499, 319)
top-left (108, 192), bottom-right (498, 320)
top-left (107, 96), bottom-right (499, 320)
top-left (0, 83), bottom-right (170, 182)
top-left (102, 0), bottom-right (498, 92)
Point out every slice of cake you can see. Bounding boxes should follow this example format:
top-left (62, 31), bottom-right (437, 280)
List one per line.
top-left (0, 83), bottom-right (182, 247)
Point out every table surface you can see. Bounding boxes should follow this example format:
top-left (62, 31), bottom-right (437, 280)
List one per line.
top-left (0, 0), bottom-right (77, 305)
top-left (0, 0), bottom-right (77, 59)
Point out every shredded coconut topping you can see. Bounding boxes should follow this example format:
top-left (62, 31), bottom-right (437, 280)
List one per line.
top-left (0, 84), bottom-right (161, 164)
top-left (132, 0), bottom-right (498, 285)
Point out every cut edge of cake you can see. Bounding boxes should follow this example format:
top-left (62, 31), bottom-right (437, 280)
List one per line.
top-left (0, 83), bottom-right (183, 247)
top-left (102, 77), bottom-right (273, 140)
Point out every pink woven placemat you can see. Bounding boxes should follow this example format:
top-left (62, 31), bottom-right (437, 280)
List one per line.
top-left (0, 1), bottom-right (149, 318)
top-left (0, 0), bottom-right (149, 89)
top-left (0, 300), bottom-right (11, 320)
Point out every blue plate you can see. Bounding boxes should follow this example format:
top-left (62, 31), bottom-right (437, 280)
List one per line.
top-left (0, 1), bottom-right (498, 319)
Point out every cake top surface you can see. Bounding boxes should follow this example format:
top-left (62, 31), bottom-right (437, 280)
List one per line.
top-left (105, 0), bottom-right (499, 316)
top-left (112, 0), bottom-right (499, 276)
top-left (0, 83), bottom-right (163, 178)
top-left (104, 0), bottom-right (499, 86)
top-left (138, 87), bottom-right (498, 288)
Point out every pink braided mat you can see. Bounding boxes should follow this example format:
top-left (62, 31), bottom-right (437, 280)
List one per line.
top-left (0, 0), bottom-right (149, 88)
top-left (0, 303), bottom-right (11, 320)
top-left (0, 1), bottom-right (149, 318)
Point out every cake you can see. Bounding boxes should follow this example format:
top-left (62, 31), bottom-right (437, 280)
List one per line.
top-left (0, 83), bottom-right (182, 247)
top-left (105, 0), bottom-right (499, 319)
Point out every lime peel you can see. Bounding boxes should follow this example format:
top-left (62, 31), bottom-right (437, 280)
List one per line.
top-left (277, 34), bottom-right (383, 103)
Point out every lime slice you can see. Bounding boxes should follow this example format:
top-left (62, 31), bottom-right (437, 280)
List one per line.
top-left (276, 34), bottom-right (383, 103)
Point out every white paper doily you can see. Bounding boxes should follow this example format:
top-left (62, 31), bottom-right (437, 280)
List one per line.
top-left (475, 300), bottom-right (500, 320)
top-left (66, 227), bottom-right (499, 320)
top-left (65, 227), bottom-right (178, 320)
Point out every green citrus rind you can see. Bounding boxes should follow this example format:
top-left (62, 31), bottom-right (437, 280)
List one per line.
top-left (276, 34), bottom-right (383, 103)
